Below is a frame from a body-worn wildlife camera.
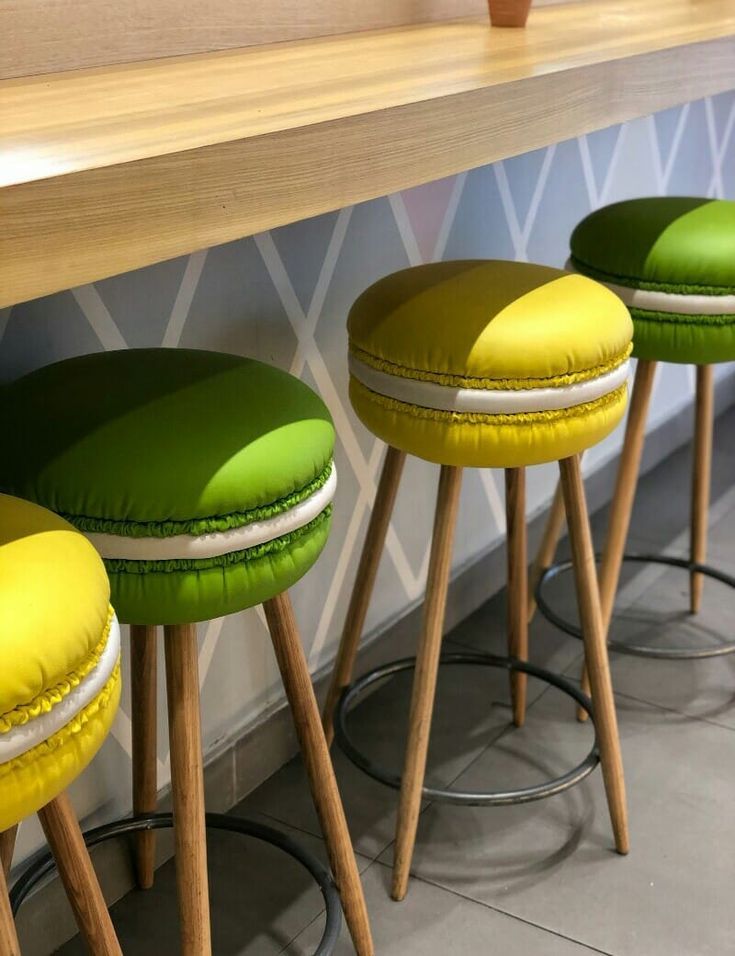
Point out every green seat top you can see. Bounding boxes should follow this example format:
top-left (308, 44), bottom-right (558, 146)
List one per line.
top-left (570, 198), bottom-right (735, 295)
top-left (570, 198), bottom-right (735, 365)
top-left (0, 350), bottom-right (335, 625)
top-left (1, 349), bottom-right (334, 528)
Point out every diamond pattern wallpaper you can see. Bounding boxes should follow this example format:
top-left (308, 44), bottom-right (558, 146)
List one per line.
top-left (4, 92), bottom-right (735, 865)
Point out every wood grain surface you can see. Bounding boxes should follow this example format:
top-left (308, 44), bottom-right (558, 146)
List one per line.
top-left (1, 0), bottom-right (733, 306)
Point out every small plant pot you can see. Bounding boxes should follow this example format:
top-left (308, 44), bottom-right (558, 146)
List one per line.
top-left (487, 0), bottom-right (532, 27)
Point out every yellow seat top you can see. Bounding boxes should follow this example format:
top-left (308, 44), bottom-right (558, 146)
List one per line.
top-left (0, 494), bottom-right (111, 718)
top-left (347, 260), bottom-right (633, 468)
top-left (348, 260), bottom-right (632, 386)
top-left (0, 494), bottom-right (119, 830)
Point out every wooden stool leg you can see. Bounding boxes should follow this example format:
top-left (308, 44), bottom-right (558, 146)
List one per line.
top-left (560, 456), bottom-right (629, 854)
top-left (131, 623), bottom-right (158, 889)
top-left (0, 827), bottom-right (20, 955)
top-left (164, 624), bottom-right (212, 956)
top-left (598, 359), bottom-right (657, 630)
top-left (392, 465), bottom-right (463, 902)
top-left (527, 481), bottom-right (566, 623)
top-left (264, 593), bottom-right (374, 956)
top-left (690, 364), bottom-right (714, 613)
top-left (506, 468), bottom-right (528, 727)
top-left (322, 445), bottom-right (406, 744)
top-left (38, 793), bottom-right (122, 955)
top-left (578, 359), bottom-right (657, 720)
top-left (0, 862), bottom-right (20, 956)
top-left (0, 827), bottom-right (18, 879)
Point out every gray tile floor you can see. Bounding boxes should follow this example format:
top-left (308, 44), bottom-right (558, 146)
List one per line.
top-left (57, 407), bottom-right (735, 954)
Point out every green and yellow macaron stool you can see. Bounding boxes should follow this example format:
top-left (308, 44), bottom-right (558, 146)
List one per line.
top-left (0, 494), bottom-right (122, 956)
top-left (0, 349), bottom-right (372, 956)
top-left (533, 197), bottom-right (735, 668)
top-left (321, 260), bottom-right (633, 901)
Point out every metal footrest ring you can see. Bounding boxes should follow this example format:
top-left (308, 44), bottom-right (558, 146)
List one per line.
top-left (333, 652), bottom-right (599, 807)
top-left (10, 812), bottom-right (342, 956)
top-left (536, 553), bottom-right (735, 660)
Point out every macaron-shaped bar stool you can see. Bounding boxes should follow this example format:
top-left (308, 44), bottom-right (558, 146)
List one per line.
top-left (322, 260), bottom-right (633, 900)
top-left (533, 198), bottom-right (735, 678)
top-left (0, 494), bottom-right (122, 955)
top-left (0, 349), bottom-right (373, 956)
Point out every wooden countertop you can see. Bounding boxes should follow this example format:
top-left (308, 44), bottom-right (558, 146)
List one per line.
top-left (2, 0), bottom-right (734, 307)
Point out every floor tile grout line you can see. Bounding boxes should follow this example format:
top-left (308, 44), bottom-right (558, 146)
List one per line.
top-left (276, 910), bottom-right (323, 955)
top-left (371, 859), bottom-right (618, 956)
top-left (557, 659), bottom-right (735, 733)
top-left (606, 683), bottom-right (735, 734)
top-left (285, 858), bottom-right (617, 954)
top-left (249, 651), bottom-right (581, 867)
top-left (276, 859), bottom-right (384, 954)
top-left (236, 806), bottom-right (323, 843)
top-left (241, 799), bottom-right (401, 867)
top-left (367, 647), bottom-right (592, 870)
top-left (241, 592), bottom-right (729, 948)
top-left (436, 684), bottom-right (556, 792)
top-left (436, 645), bottom-right (588, 794)
top-left (235, 805), bottom-right (387, 866)
top-left (365, 671), bottom-right (581, 870)
top-left (286, 854), bottom-right (618, 955)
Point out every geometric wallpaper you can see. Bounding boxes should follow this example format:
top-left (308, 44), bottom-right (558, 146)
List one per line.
top-left (4, 90), bottom-right (735, 866)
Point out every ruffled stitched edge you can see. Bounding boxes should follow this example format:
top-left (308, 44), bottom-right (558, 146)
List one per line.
top-left (62, 460), bottom-right (334, 540)
top-left (352, 379), bottom-right (626, 426)
top-left (0, 606), bottom-right (115, 735)
top-left (349, 344), bottom-right (633, 390)
top-left (0, 661), bottom-right (120, 780)
top-left (570, 255), bottom-right (735, 296)
top-left (104, 506), bottom-right (332, 574)
top-left (630, 307), bottom-right (735, 326)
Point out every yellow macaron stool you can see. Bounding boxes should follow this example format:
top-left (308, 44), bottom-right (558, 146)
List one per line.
top-left (322, 259), bottom-right (633, 900)
top-left (0, 494), bottom-right (122, 955)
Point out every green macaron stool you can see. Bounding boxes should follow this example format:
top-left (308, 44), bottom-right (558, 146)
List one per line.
top-left (0, 349), bottom-right (372, 956)
top-left (533, 197), bottom-right (735, 671)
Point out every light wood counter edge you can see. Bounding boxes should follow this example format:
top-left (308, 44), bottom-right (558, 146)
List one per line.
top-left (1, 33), bottom-right (734, 306)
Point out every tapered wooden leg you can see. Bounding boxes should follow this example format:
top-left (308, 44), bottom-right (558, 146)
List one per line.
top-left (598, 360), bottom-right (657, 629)
top-left (0, 863), bottom-right (20, 956)
top-left (164, 624), bottom-right (211, 956)
top-left (323, 445), bottom-right (406, 744)
top-left (0, 826), bottom-right (19, 956)
top-left (0, 827), bottom-right (17, 879)
top-left (392, 465), bottom-right (463, 902)
top-left (264, 593), bottom-right (374, 956)
top-left (506, 468), bottom-right (528, 727)
top-left (38, 793), bottom-right (122, 955)
top-left (560, 456), bottom-right (629, 854)
top-left (577, 359), bottom-right (657, 720)
top-left (131, 624), bottom-right (158, 889)
top-left (690, 364), bottom-right (713, 614)
top-left (527, 481), bottom-right (566, 622)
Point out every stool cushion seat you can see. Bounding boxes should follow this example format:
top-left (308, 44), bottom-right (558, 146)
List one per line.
top-left (0, 349), bottom-right (336, 625)
top-left (570, 197), bottom-right (735, 364)
top-left (348, 260), bottom-right (632, 468)
top-left (0, 495), bottom-right (120, 832)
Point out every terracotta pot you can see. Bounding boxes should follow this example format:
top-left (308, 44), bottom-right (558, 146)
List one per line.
top-left (487, 0), bottom-right (532, 27)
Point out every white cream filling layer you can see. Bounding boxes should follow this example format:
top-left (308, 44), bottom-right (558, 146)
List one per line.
top-left (0, 615), bottom-right (120, 765)
top-left (349, 354), bottom-right (629, 415)
top-left (86, 465), bottom-right (337, 561)
top-left (566, 260), bottom-right (735, 315)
